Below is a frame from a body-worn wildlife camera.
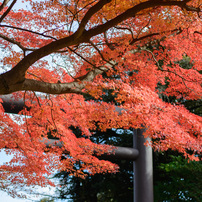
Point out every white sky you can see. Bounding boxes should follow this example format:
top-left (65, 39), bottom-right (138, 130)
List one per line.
top-left (0, 151), bottom-right (32, 201)
top-left (0, 146), bottom-right (60, 201)
top-left (0, 191), bottom-right (30, 202)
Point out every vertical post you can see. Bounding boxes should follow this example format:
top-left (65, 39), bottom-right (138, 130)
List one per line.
top-left (133, 129), bottom-right (153, 202)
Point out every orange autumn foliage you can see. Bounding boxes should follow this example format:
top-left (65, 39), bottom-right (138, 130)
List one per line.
top-left (0, 0), bottom-right (201, 196)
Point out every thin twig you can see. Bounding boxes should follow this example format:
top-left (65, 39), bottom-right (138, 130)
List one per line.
top-left (89, 40), bottom-right (115, 66)
top-left (0, 24), bottom-right (57, 40)
top-left (27, 72), bottom-right (45, 82)
top-left (0, 33), bottom-right (36, 51)
top-left (0, 0), bottom-right (17, 23)
top-left (68, 46), bottom-right (96, 67)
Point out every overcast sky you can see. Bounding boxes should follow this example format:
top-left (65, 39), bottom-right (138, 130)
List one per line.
top-left (0, 151), bottom-right (30, 201)
top-left (0, 148), bottom-right (62, 201)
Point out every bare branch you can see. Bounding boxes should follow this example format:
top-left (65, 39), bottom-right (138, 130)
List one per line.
top-left (0, 24), bottom-right (57, 40)
top-left (89, 40), bottom-right (114, 65)
top-left (67, 46), bottom-right (96, 68)
top-left (114, 26), bottom-right (135, 41)
top-left (194, 31), bottom-right (202, 35)
top-left (142, 48), bottom-right (162, 70)
top-left (136, 14), bottom-right (151, 39)
top-left (0, 0), bottom-right (17, 23)
top-left (42, 23), bottom-right (68, 35)
top-left (104, 31), bottom-right (116, 50)
top-left (0, 0), bottom-right (10, 12)
top-left (130, 28), bottom-right (182, 45)
top-left (27, 72), bottom-right (45, 82)
top-left (0, 33), bottom-right (35, 51)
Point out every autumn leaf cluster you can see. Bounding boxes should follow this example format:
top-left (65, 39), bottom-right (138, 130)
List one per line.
top-left (0, 0), bottom-right (201, 196)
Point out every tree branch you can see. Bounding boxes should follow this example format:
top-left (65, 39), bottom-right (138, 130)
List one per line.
top-left (87, 0), bottom-right (199, 38)
top-left (16, 66), bottom-right (109, 95)
top-left (0, 0), bottom-right (200, 95)
top-left (130, 28), bottom-right (182, 45)
top-left (75, 0), bottom-right (112, 38)
top-left (0, 33), bottom-right (35, 51)
top-left (0, 24), bottom-right (57, 40)
top-left (0, 0), bottom-right (17, 23)
top-left (0, 0), bottom-right (10, 12)
top-left (22, 79), bottom-right (85, 94)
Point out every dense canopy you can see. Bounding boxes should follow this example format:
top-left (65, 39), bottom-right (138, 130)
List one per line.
top-left (0, 0), bottom-right (201, 196)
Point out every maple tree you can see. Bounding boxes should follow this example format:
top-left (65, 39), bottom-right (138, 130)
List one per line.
top-left (0, 0), bottom-right (202, 197)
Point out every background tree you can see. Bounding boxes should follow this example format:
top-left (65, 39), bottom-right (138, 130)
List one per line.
top-left (0, 0), bottom-right (201, 197)
top-left (154, 151), bottom-right (202, 202)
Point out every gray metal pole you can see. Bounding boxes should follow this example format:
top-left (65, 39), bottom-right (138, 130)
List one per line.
top-left (133, 129), bottom-right (153, 202)
top-left (44, 138), bottom-right (139, 160)
top-left (1, 95), bottom-right (26, 114)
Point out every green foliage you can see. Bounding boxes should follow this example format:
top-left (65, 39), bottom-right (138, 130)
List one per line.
top-left (154, 153), bottom-right (202, 202)
top-left (183, 99), bottom-right (202, 116)
top-left (175, 55), bottom-right (193, 70)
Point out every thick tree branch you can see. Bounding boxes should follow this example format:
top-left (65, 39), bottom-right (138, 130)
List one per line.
top-left (0, 0), bottom-right (200, 95)
top-left (75, 0), bottom-right (112, 38)
top-left (10, 0), bottom-right (198, 77)
top-left (0, 66), bottom-right (109, 94)
top-left (22, 66), bottom-right (108, 94)
top-left (86, 0), bottom-right (200, 38)
top-left (22, 79), bottom-right (85, 94)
